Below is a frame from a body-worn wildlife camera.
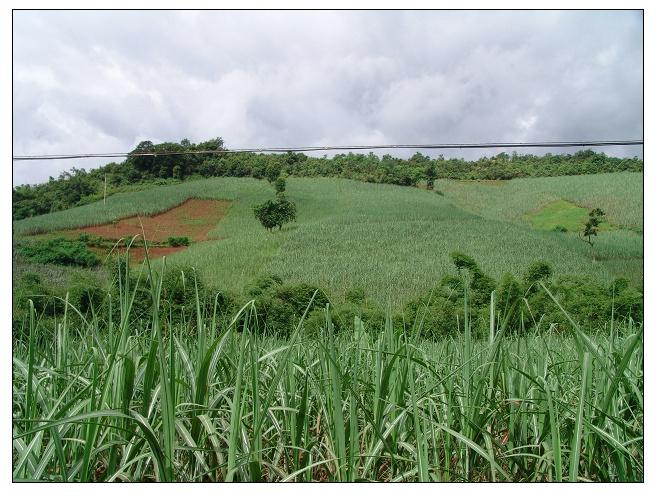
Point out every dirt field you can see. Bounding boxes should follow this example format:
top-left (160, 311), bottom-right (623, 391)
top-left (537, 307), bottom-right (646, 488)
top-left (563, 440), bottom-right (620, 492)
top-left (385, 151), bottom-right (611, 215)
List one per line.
top-left (77, 199), bottom-right (231, 242)
top-left (70, 198), bottom-right (231, 260)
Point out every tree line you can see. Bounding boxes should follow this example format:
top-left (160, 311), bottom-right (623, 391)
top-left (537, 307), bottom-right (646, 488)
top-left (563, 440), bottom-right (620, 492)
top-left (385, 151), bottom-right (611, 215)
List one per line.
top-left (13, 137), bottom-right (643, 220)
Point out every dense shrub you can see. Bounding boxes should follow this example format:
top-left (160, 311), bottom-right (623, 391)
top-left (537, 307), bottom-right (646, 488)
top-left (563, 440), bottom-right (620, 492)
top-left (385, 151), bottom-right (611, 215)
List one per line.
top-left (18, 238), bottom-right (100, 267)
top-left (13, 272), bottom-right (60, 316)
top-left (345, 287), bottom-right (366, 305)
top-left (160, 266), bottom-right (206, 316)
top-left (404, 293), bottom-right (461, 338)
top-left (167, 236), bottom-right (190, 247)
top-left (246, 276), bottom-right (329, 336)
top-left (67, 272), bottom-right (107, 314)
top-left (12, 250), bottom-right (642, 340)
top-left (78, 232), bottom-right (105, 247)
top-left (401, 255), bottom-right (642, 337)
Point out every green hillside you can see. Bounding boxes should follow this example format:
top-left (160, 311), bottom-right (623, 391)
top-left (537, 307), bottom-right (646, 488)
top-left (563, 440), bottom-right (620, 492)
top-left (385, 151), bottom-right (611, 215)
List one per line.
top-left (14, 173), bottom-right (643, 305)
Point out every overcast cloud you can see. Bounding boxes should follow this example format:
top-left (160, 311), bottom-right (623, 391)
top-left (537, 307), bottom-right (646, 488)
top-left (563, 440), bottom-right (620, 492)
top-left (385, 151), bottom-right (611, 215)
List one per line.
top-left (12, 10), bottom-right (643, 185)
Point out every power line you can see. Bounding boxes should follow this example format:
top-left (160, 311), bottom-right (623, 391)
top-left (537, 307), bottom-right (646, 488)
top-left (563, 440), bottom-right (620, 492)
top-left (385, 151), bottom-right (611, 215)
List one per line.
top-left (12, 139), bottom-right (643, 161)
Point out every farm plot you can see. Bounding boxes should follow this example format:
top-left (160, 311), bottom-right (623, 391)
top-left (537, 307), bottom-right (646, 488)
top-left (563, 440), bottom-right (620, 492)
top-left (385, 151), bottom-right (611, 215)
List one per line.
top-left (29, 199), bottom-right (231, 261)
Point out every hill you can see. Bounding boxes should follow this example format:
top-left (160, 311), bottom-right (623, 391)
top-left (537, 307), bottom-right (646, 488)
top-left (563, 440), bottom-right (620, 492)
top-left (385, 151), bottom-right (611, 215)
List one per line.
top-left (12, 137), bottom-right (643, 221)
top-left (14, 173), bottom-right (643, 306)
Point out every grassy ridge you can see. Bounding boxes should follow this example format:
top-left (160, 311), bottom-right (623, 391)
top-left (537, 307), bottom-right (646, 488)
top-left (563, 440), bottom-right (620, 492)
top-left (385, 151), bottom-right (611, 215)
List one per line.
top-left (14, 175), bottom-right (643, 304)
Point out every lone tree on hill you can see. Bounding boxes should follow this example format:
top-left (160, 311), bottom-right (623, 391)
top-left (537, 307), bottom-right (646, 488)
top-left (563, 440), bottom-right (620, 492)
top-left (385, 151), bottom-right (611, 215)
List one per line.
top-left (253, 194), bottom-right (297, 232)
top-left (579, 208), bottom-right (606, 262)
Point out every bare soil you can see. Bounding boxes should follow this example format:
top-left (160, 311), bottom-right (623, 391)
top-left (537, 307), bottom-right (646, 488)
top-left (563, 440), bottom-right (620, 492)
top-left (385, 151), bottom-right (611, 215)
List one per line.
top-left (75, 198), bottom-right (231, 260)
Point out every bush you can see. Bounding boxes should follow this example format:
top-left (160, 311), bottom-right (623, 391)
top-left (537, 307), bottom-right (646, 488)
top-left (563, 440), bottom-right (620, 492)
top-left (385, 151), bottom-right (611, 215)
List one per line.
top-left (67, 272), bottom-right (107, 314)
top-left (404, 294), bottom-right (461, 338)
top-left (167, 236), bottom-right (190, 247)
top-left (496, 272), bottom-right (524, 331)
top-left (246, 276), bottom-right (329, 336)
top-left (345, 287), bottom-right (366, 305)
top-left (78, 233), bottom-right (104, 247)
top-left (160, 266), bottom-right (206, 316)
top-left (18, 238), bottom-right (100, 267)
top-left (450, 251), bottom-right (479, 273)
top-left (13, 272), bottom-right (59, 316)
top-left (524, 261), bottom-right (553, 286)
top-left (448, 252), bottom-right (495, 306)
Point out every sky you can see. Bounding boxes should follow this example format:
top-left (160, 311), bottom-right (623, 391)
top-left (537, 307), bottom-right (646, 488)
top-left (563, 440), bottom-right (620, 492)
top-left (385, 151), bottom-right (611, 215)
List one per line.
top-left (12, 10), bottom-right (643, 185)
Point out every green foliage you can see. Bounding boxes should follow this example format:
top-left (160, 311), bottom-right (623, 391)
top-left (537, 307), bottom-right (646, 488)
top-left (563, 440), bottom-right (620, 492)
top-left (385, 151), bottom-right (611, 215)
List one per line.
top-left (14, 176), bottom-right (643, 304)
top-left (524, 261), bottom-right (553, 286)
top-left (580, 208), bottom-right (606, 260)
top-left (18, 238), bottom-right (100, 267)
top-left (404, 289), bottom-right (462, 337)
top-left (67, 272), bottom-right (107, 314)
top-left (13, 140), bottom-right (642, 221)
top-left (582, 208), bottom-right (606, 240)
top-left (11, 265), bottom-right (643, 482)
top-left (245, 276), bottom-right (329, 336)
top-left (401, 257), bottom-right (640, 335)
top-left (497, 272), bottom-right (522, 310)
top-left (13, 272), bottom-right (59, 317)
top-left (448, 252), bottom-right (494, 305)
top-left (345, 287), bottom-right (366, 304)
top-left (78, 233), bottom-right (104, 247)
top-left (253, 199), bottom-right (282, 231)
top-left (450, 251), bottom-right (479, 272)
top-left (160, 266), bottom-right (205, 316)
top-left (425, 162), bottom-right (437, 190)
top-left (265, 162), bottom-right (283, 183)
top-left (253, 194), bottom-right (297, 231)
top-left (273, 176), bottom-right (286, 194)
top-left (167, 236), bottom-right (190, 247)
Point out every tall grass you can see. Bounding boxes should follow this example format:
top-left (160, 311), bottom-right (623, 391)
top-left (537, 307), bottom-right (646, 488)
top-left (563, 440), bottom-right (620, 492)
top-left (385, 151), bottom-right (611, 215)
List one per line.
top-left (12, 254), bottom-right (643, 482)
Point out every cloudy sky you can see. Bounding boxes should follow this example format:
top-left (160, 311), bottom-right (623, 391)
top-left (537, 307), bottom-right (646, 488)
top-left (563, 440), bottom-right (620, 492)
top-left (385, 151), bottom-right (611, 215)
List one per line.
top-left (12, 10), bottom-right (643, 185)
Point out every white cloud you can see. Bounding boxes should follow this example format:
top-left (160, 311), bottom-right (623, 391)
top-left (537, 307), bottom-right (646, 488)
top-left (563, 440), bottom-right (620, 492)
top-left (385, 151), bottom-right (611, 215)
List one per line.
top-left (12, 10), bottom-right (643, 184)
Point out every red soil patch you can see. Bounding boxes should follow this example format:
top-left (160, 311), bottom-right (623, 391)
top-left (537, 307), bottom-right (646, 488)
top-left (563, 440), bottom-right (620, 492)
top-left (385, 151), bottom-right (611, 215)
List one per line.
top-left (77, 199), bottom-right (231, 242)
top-left (78, 198), bottom-right (231, 261)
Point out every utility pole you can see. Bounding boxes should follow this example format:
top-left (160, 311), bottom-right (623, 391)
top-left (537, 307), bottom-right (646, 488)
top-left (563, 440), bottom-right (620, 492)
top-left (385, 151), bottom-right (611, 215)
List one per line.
top-left (104, 174), bottom-right (107, 206)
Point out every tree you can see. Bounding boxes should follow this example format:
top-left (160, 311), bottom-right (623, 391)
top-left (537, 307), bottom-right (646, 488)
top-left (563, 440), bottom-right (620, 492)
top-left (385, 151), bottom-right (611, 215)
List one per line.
top-left (275, 194), bottom-right (296, 228)
top-left (128, 140), bottom-right (156, 174)
top-left (425, 162), bottom-right (436, 190)
top-left (253, 195), bottom-right (297, 232)
top-left (265, 162), bottom-right (282, 183)
top-left (253, 200), bottom-right (279, 231)
top-left (579, 208), bottom-right (605, 261)
top-left (274, 176), bottom-right (286, 194)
